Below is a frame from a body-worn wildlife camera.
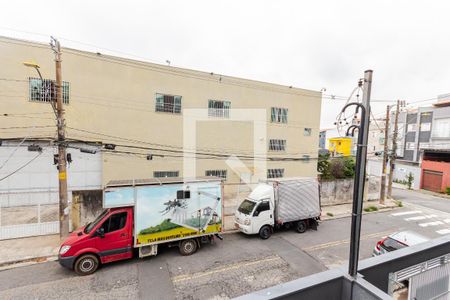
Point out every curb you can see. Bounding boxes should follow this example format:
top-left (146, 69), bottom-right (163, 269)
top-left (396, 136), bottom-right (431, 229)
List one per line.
top-left (0, 255), bottom-right (58, 271)
top-left (321, 204), bottom-right (399, 221)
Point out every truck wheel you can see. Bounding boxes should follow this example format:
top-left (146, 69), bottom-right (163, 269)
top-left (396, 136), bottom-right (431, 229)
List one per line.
top-left (259, 225), bottom-right (272, 239)
top-left (179, 239), bottom-right (198, 256)
top-left (296, 220), bottom-right (307, 233)
top-left (74, 254), bottom-right (99, 276)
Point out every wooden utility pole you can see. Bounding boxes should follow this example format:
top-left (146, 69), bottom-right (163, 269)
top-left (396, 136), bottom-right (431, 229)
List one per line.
top-left (387, 100), bottom-right (400, 199)
top-left (52, 37), bottom-right (69, 239)
top-left (379, 105), bottom-right (390, 204)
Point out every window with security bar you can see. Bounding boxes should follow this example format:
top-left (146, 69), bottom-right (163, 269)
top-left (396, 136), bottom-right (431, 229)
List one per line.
top-left (267, 168), bottom-right (284, 178)
top-left (29, 78), bottom-right (70, 104)
top-left (271, 107), bottom-right (288, 123)
top-left (153, 171), bottom-right (179, 178)
top-left (155, 93), bottom-right (182, 114)
top-left (269, 139), bottom-right (286, 151)
top-left (208, 100), bottom-right (231, 118)
top-left (205, 170), bottom-right (227, 179)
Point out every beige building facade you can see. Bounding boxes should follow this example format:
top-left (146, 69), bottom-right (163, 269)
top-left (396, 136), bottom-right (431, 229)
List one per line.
top-left (0, 36), bottom-right (321, 197)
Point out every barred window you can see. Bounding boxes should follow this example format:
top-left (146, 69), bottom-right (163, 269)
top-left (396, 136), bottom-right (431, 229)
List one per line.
top-left (154, 171), bottom-right (179, 178)
top-left (267, 168), bottom-right (284, 178)
top-left (271, 107), bottom-right (288, 123)
top-left (208, 100), bottom-right (231, 118)
top-left (269, 139), bottom-right (286, 151)
top-left (304, 128), bottom-right (312, 136)
top-left (205, 170), bottom-right (227, 179)
top-left (155, 93), bottom-right (181, 114)
top-left (29, 78), bottom-right (70, 104)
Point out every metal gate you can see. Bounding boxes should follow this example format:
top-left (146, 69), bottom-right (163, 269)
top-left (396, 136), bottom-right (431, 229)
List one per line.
top-left (0, 190), bottom-right (59, 240)
top-left (389, 253), bottom-right (450, 300)
top-left (422, 170), bottom-right (443, 193)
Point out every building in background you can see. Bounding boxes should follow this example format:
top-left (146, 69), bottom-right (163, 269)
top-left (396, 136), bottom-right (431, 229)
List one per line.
top-left (328, 137), bottom-right (352, 157)
top-left (367, 117), bottom-right (385, 157)
top-left (0, 36), bottom-right (321, 238)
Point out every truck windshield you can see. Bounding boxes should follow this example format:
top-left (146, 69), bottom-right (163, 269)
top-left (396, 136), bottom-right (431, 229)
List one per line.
top-left (238, 199), bottom-right (257, 215)
top-left (84, 209), bottom-right (109, 234)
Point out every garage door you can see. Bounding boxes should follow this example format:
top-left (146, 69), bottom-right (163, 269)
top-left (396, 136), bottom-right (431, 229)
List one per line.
top-left (422, 170), bottom-right (443, 193)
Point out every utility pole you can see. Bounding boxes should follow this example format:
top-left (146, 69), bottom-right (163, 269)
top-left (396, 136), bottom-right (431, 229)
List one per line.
top-left (379, 105), bottom-right (390, 204)
top-left (387, 100), bottom-right (400, 199)
top-left (51, 37), bottom-right (69, 239)
top-left (348, 70), bottom-right (372, 277)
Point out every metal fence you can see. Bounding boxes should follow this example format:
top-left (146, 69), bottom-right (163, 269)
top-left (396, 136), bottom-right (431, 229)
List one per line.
top-left (0, 190), bottom-right (59, 240)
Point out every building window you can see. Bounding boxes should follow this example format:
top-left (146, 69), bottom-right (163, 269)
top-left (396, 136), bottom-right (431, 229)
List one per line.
top-left (269, 139), bottom-right (286, 151)
top-left (407, 124), bottom-right (417, 132)
top-left (304, 128), bottom-right (312, 136)
top-left (154, 171), bottom-right (179, 178)
top-left (432, 118), bottom-right (450, 138)
top-left (420, 123), bottom-right (431, 132)
top-left (155, 93), bottom-right (181, 114)
top-left (29, 77), bottom-right (70, 104)
top-left (267, 168), bottom-right (284, 178)
top-left (405, 142), bottom-right (415, 150)
top-left (271, 107), bottom-right (288, 123)
top-left (379, 137), bottom-right (385, 145)
top-left (208, 100), bottom-right (231, 118)
top-left (205, 170), bottom-right (227, 179)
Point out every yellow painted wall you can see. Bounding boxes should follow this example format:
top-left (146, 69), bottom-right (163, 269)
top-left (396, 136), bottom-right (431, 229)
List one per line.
top-left (328, 138), bottom-right (352, 156)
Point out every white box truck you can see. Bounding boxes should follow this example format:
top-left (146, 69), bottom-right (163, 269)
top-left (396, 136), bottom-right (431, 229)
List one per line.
top-left (234, 177), bottom-right (321, 239)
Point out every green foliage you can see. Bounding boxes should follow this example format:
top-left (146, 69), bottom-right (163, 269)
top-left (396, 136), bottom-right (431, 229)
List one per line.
top-left (406, 172), bottom-right (414, 190)
top-left (396, 200), bottom-right (403, 207)
top-left (139, 219), bottom-right (180, 235)
top-left (326, 212), bottom-right (334, 217)
top-left (318, 154), bottom-right (355, 180)
top-left (364, 206), bottom-right (379, 212)
top-left (446, 187), bottom-right (450, 195)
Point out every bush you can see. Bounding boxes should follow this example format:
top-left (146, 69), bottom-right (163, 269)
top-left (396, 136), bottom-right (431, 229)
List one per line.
top-left (364, 206), bottom-right (379, 212)
top-left (396, 200), bottom-right (403, 207)
top-left (446, 187), bottom-right (450, 195)
top-left (318, 154), bottom-right (356, 180)
top-left (326, 212), bottom-right (334, 217)
top-left (406, 172), bottom-right (414, 190)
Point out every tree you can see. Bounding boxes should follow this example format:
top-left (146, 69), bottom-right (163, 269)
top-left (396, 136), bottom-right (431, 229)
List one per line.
top-left (318, 153), bottom-right (332, 179)
top-left (406, 172), bottom-right (414, 190)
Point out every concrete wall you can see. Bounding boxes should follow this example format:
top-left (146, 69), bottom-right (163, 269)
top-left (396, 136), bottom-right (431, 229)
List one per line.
top-left (320, 177), bottom-right (379, 206)
top-left (367, 159), bottom-right (421, 190)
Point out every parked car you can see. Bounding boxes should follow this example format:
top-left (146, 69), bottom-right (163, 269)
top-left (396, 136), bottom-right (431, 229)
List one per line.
top-left (372, 231), bottom-right (429, 256)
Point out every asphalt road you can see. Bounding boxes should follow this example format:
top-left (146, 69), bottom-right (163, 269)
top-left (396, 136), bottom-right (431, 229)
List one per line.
top-left (1, 187), bottom-right (449, 299)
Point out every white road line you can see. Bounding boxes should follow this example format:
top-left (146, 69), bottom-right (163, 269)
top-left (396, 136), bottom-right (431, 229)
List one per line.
top-left (436, 229), bottom-right (450, 235)
top-left (391, 211), bottom-right (422, 216)
top-left (404, 215), bottom-right (437, 221)
top-left (419, 221), bottom-right (444, 227)
top-left (443, 219), bottom-right (450, 223)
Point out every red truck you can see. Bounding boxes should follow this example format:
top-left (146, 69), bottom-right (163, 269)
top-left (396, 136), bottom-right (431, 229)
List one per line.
top-left (59, 177), bottom-right (223, 275)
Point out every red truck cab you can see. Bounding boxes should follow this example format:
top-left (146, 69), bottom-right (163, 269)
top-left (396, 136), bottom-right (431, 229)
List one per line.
top-left (59, 207), bottom-right (133, 275)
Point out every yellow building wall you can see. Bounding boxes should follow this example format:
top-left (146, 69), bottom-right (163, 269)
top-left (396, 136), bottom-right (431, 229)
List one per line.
top-left (328, 138), bottom-right (352, 156)
top-left (0, 36), bottom-right (322, 190)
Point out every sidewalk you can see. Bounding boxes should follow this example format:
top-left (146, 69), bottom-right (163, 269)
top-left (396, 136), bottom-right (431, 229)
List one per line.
top-left (321, 198), bottom-right (399, 220)
top-left (0, 234), bottom-right (60, 269)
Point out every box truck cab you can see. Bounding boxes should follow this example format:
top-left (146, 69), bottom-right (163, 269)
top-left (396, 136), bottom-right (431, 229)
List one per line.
top-left (59, 177), bottom-right (223, 275)
top-left (235, 177), bottom-right (321, 239)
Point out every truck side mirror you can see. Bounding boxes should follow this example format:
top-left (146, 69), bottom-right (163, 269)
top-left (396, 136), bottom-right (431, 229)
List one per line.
top-left (253, 210), bottom-right (259, 217)
top-left (96, 227), bottom-right (105, 238)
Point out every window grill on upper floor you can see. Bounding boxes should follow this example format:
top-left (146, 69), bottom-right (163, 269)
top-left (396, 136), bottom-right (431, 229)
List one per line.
top-left (29, 77), bottom-right (70, 104)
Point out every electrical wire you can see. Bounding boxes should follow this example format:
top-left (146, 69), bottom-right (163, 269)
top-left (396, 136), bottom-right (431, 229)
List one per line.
top-left (0, 152), bottom-right (43, 182)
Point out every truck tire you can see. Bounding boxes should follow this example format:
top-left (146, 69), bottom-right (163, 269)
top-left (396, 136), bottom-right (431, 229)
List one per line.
top-left (296, 220), bottom-right (307, 233)
top-left (179, 239), bottom-right (198, 256)
top-left (259, 225), bottom-right (272, 239)
top-left (74, 254), bottom-right (99, 276)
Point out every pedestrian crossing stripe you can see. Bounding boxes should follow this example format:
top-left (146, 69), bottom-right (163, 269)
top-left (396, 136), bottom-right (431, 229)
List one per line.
top-left (404, 215), bottom-right (437, 221)
top-left (419, 221), bottom-right (444, 227)
top-left (391, 211), bottom-right (422, 216)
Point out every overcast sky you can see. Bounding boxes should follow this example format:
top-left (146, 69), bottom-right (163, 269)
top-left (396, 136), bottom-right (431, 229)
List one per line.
top-left (1, 0), bottom-right (449, 128)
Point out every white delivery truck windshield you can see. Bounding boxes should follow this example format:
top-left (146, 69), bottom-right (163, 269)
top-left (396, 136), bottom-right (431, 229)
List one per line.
top-left (238, 199), bottom-right (257, 215)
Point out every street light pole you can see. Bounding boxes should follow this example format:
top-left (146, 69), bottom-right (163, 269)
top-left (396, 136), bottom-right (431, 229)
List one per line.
top-left (51, 37), bottom-right (70, 239)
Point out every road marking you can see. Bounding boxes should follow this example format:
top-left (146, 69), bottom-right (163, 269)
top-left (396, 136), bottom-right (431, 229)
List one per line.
top-left (404, 215), bottom-right (437, 221)
top-left (419, 221), bottom-right (444, 227)
top-left (436, 229), bottom-right (450, 235)
top-left (443, 219), bottom-right (450, 223)
top-left (171, 256), bottom-right (282, 283)
top-left (391, 211), bottom-right (422, 216)
top-left (303, 230), bottom-right (393, 251)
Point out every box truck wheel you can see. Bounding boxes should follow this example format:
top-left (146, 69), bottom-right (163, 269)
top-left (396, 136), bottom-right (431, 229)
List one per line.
top-left (259, 225), bottom-right (272, 239)
top-left (179, 239), bottom-right (198, 256)
top-left (74, 254), bottom-right (99, 276)
top-left (296, 220), bottom-right (307, 233)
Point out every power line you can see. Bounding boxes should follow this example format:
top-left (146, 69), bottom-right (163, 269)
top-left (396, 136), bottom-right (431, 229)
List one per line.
top-left (0, 152), bottom-right (43, 182)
